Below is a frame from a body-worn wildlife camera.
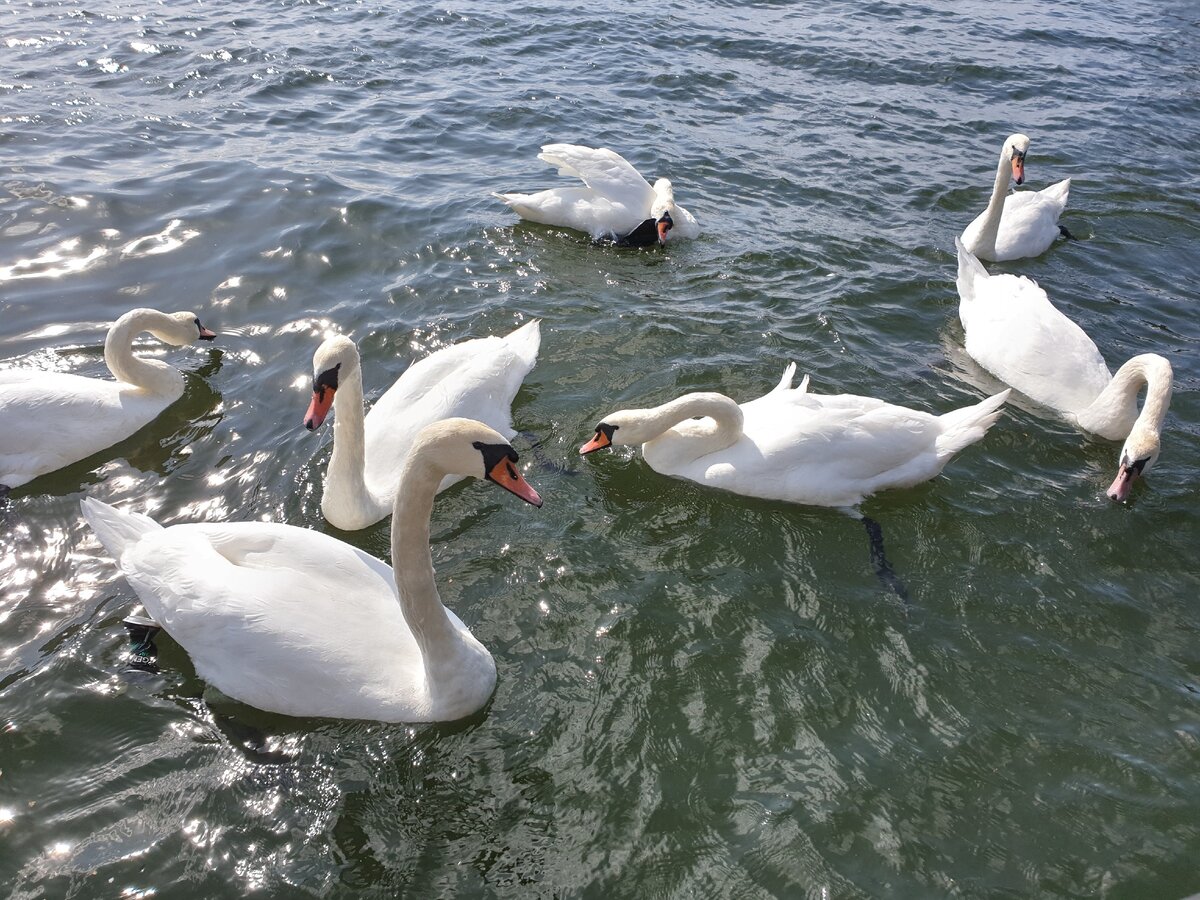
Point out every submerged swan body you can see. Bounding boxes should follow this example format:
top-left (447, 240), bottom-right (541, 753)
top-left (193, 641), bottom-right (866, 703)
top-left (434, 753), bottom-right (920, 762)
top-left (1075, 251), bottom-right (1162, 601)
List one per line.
top-left (494, 144), bottom-right (700, 244)
top-left (304, 320), bottom-right (540, 531)
top-left (580, 365), bottom-right (1008, 508)
top-left (81, 419), bottom-right (543, 723)
top-left (955, 238), bottom-right (1173, 500)
top-left (0, 307), bottom-right (216, 490)
top-left (960, 133), bottom-right (1070, 262)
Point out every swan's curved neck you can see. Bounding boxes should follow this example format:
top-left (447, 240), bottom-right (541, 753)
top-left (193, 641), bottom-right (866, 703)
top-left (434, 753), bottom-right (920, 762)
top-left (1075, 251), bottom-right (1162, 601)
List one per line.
top-left (1077, 354), bottom-right (1173, 440)
top-left (323, 365), bottom-right (382, 523)
top-left (975, 147), bottom-right (1012, 256)
top-left (103, 309), bottom-right (185, 395)
top-left (640, 392), bottom-right (744, 456)
top-left (390, 453), bottom-right (466, 694)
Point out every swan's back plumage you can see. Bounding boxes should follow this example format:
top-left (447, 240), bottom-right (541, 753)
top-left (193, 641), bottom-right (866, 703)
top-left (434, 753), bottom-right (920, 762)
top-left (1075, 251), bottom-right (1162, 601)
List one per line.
top-left (956, 238), bottom-right (1111, 416)
top-left (962, 178), bottom-right (1071, 261)
top-left (0, 372), bottom-right (178, 488)
top-left (81, 498), bottom-right (481, 721)
top-left (361, 320), bottom-right (540, 502)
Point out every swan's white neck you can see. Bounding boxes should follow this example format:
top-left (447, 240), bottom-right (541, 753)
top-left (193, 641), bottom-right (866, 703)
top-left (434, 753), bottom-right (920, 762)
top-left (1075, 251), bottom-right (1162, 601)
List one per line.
top-left (322, 365), bottom-right (385, 528)
top-left (974, 146), bottom-right (1013, 259)
top-left (1076, 354), bottom-right (1173, 441)
top-left (103, 309), bottom-right (186, 396)
top-left (390, 451), bottom-right (472, 699)
top-left (640, 392), bottom-right (744, 458)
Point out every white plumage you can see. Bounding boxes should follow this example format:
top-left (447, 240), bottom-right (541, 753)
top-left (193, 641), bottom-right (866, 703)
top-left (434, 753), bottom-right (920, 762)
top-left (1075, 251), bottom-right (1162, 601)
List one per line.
top-left (960, 133), bottom-right (1070, 261)
top-left (955, 237), bottom-right (1173, 500)
top-left (494, 144), bottom-right (700, 242)
top-left (307, 320), bottom-right (540, 530)
top-left (581, 364), bottom-right (1008, 508)
top-left (81, 418), bottom-right (544, 723)
top-left (0, 308), bottom-right (215, 489)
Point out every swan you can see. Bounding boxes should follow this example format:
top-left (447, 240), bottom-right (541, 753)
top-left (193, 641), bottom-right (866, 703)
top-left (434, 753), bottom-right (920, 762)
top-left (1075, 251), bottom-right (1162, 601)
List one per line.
top-left (579, 364), bottom-right (1009, 508)
top-left (955, 238), bottom-right (1173, 501)
top-left (80, 418), bottom-right (543, 723)
top-left (0, 307), bottom-right (216, 490)
top-left (304, 320), bottom-right (540, 531)
top-left (960, 133), bottom-right (1071, 261)
top-left (493, 144), bottom-right (700, 245)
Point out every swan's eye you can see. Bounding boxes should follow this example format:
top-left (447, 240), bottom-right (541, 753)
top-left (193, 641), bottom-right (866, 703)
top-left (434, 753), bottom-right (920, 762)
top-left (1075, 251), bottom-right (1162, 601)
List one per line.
top-left (193, 317), bottom-right (201, 327)
top-left (506, 462), bottom-right (518, 481)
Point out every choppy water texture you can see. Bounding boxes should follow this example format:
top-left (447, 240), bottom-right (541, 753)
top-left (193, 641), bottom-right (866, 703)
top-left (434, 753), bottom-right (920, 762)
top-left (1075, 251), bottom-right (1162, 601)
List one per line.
top-left (2, 0), bottom-right (1199, 896)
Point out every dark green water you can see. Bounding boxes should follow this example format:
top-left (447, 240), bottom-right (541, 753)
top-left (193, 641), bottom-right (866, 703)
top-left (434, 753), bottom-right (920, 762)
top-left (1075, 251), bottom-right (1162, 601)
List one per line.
top-left (2, 1), bottom-right (1198, 896)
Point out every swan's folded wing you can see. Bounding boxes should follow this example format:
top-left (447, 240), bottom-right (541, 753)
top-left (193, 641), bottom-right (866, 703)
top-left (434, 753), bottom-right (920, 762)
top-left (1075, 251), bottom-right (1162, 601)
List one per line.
top-left (0, 373), bottom-right (164, 487)
top-left (962, 272), bottom-right (1110, 413)
top-left (115, 522), bottom-right (421, 715)
top-left (537, 144), bottom-right (656, 213)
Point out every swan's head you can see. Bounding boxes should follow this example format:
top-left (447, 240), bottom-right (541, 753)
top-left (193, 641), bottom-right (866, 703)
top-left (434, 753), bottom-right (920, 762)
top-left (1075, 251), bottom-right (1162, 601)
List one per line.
top-left (417, 418), bottom-right (543, 507)
top-left (650, 178), bottom-right (676, 243)
top-left (580, 410), bottom-right (653, 454)
top-left (1106, 424), bottom-right (1161, 503)
top-left (147, 311), bottom-right (217, 347)
top-left (304, 334), bottom-right (359, 431)
top-left (1004, 133), bottom-right (1030, 186)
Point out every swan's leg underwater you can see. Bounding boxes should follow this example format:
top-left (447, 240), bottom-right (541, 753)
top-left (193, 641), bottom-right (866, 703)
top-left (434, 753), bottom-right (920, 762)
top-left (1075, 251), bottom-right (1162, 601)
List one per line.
top-left (1058, 223), bottom-right (1076, 240)
top-left (122, 613), bottom-right (162, 674)
top-left (860, 515), bottom-right (910, 604)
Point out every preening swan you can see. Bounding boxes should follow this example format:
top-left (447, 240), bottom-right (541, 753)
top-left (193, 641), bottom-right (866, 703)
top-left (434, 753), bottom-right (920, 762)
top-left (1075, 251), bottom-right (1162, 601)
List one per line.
top-left (81, 418), bottom-right (543, 723)
top-left (580, 364), bottom-right (1008, 508)
top-left (305, 320), bottom-right (540, 531)
top-left (955, 238), bottom-right (1173, 501)
top-left (0, 307), bottom-right (216, 490)
top-left (960, 133), bottom-right (1071, 261)
top-left (494, 144), bottom-right (700, 245)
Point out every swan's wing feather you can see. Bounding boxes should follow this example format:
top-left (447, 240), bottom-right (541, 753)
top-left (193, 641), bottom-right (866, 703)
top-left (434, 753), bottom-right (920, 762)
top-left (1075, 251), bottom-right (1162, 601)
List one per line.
top-left (364, 324), bottom-right (540, 497)
top-left (537, 144), bottom-right (656, 211)
top-left (960, 270), bottom-right (1111, 413)
top-left (116, 522), bottom-right (424, 717)
top-left (0, 372), bottom-right (166, 487)
top-left (992, 185), bottom-right (1067, 259)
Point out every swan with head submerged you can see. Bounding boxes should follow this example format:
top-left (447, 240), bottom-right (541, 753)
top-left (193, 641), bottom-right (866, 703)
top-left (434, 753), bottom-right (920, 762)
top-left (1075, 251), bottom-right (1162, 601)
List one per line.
top-left (580, 365), bottom-right (1008, 508)
top-left (81, 418), bottom-right (543, 723)
top-left (955, 238), bottom-right (1172, 501)
top-left (493, 144), bottom-right (700, 245)
top-left (960, 133), bottom-right (1071, 261)
top-left (304, 320), bottom-right (540, 531)
top-left (0, 307), bottom-right (216, 491)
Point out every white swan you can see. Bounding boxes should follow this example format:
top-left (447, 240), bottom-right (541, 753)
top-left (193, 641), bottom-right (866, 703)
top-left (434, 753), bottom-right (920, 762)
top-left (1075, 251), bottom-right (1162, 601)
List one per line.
top-left (81, 418), bottom-right (543, 723)
top-left (305, 320), bottom-right (540, 531)
top-left (960, 133), bottom-right (1071, 261)
top-left (579, 365), bottom-right (1009, 508)
top-left (493, 144), bottom-right (700, 245)
top-left (955, 238), bottom-right (1173, 501)
top-left (0, 307), bottom-right (216, 490)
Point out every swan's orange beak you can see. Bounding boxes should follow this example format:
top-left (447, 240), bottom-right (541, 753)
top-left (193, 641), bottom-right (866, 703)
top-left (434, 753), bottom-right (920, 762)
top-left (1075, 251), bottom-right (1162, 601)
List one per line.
top-left (657, 220), bottom-right (671, 243)
top-left (486, 458), bottom-right (543, 507)
top-left (1011, 156), bottom-right (1025, 186)
top-left (579, 430), bottom-right (611, 455)
top-left (198, 326), bottom-right (217, 341)
top-left (1106, 463), bottom-right (1137, 502)
top-left (304, 387), bottom-right (335, 431)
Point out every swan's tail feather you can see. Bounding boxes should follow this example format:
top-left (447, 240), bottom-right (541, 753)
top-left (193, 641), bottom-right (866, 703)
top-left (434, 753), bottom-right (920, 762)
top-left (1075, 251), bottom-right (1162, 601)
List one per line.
top-left (81, 497), bottom-right (162, 559)
top-left (770, 362), bottom-right (809, 394)
top-left (503, 319), bottom-right (541, 368)
top-left (954, 237), bottom-right (989, 302)
top-left (935, 389), bottom-right (1010, 461)
top-left (1043, 177), bottom-right (1071, 210)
